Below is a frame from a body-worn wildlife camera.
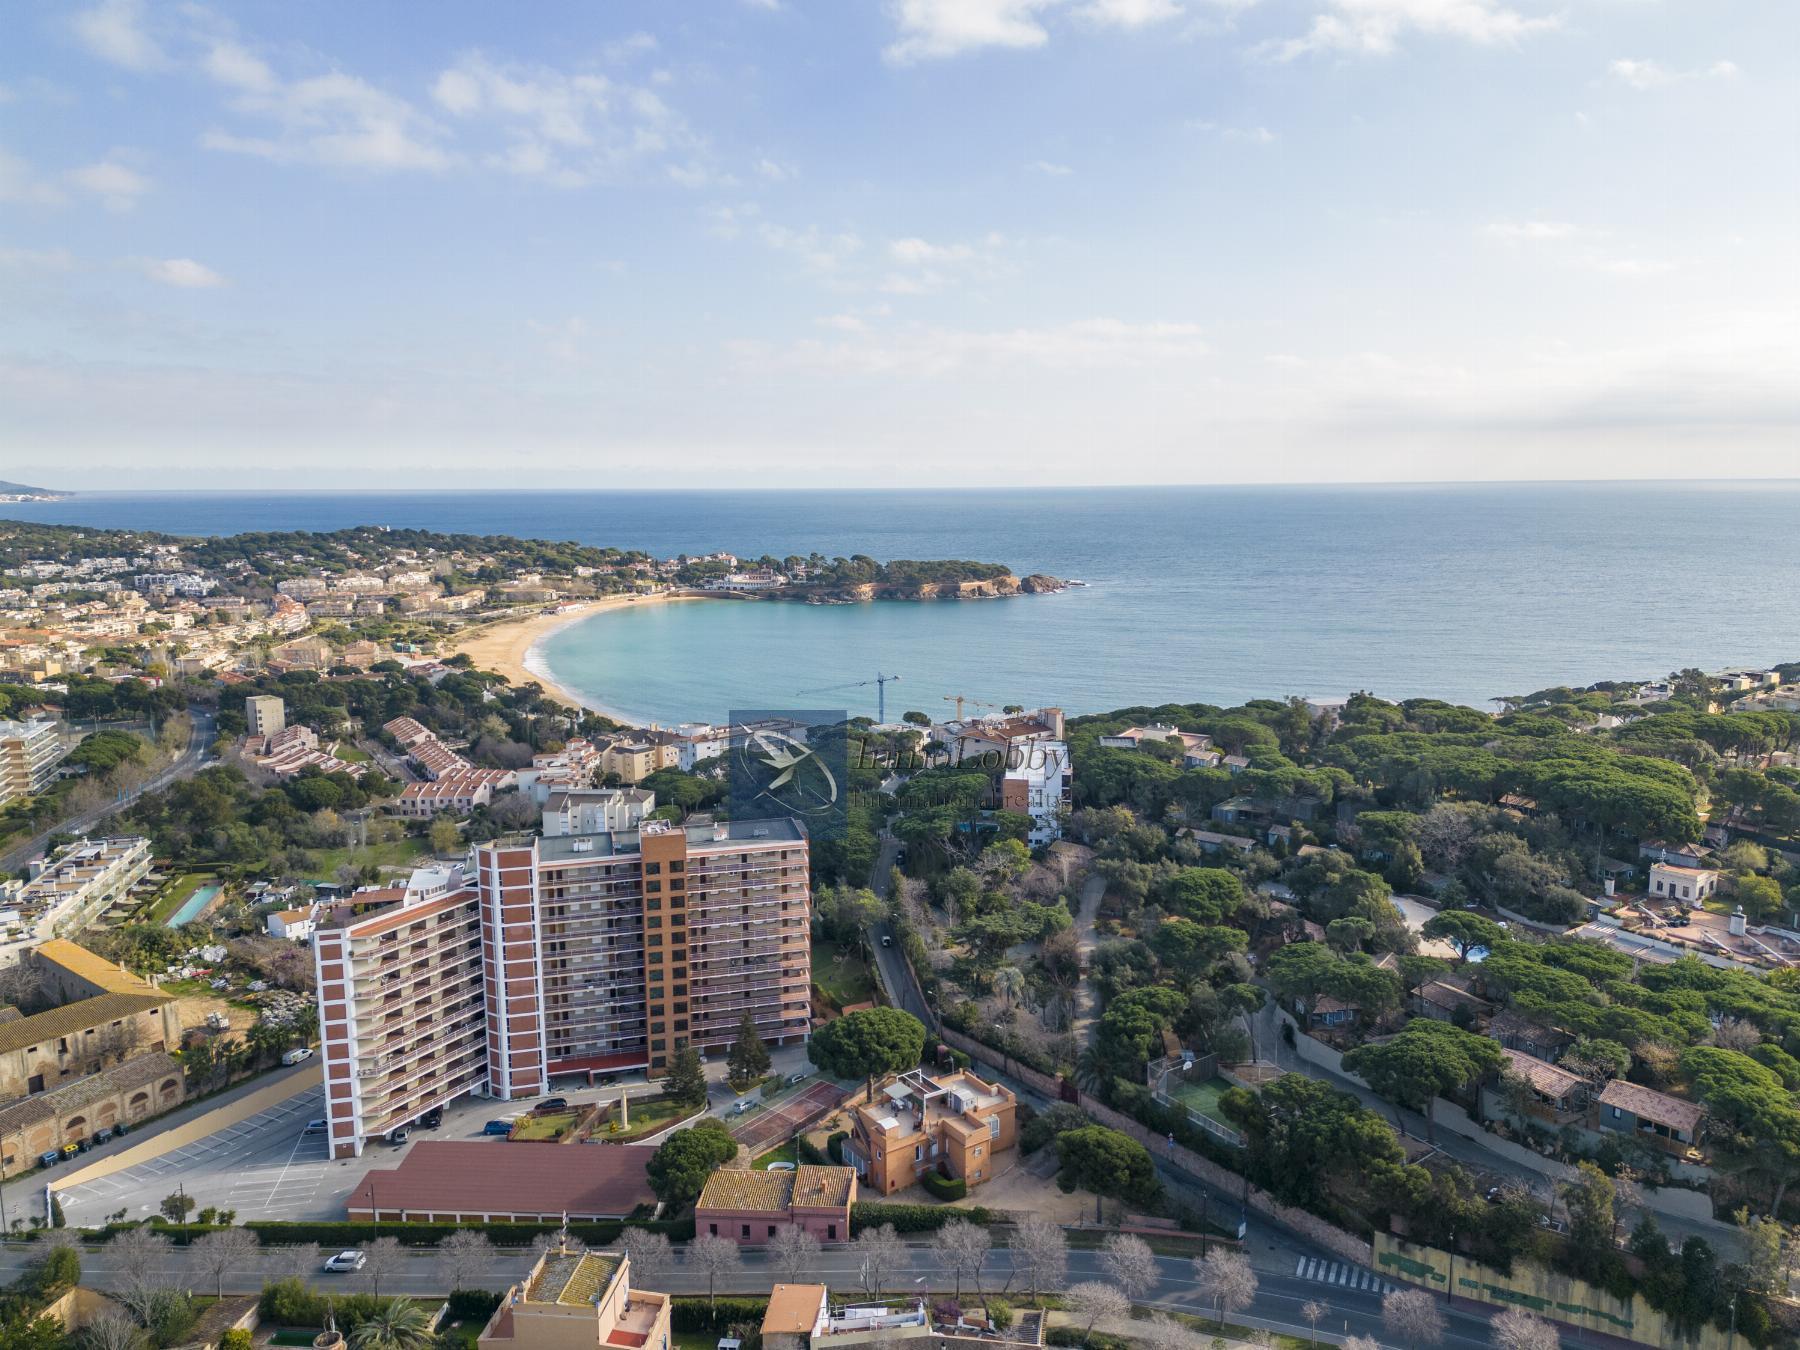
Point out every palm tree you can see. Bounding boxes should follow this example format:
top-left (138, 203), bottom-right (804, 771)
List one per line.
top-left (348, 1299), bottom-right (434, 1350)
top-left (992, 966), bottom-right (1026, 1010)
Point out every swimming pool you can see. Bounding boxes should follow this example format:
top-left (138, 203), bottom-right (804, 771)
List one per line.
top-left (167, 884), bottom-right (220, 927)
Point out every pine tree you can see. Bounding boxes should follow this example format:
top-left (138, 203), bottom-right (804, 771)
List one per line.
top-left (727, 1011), bottom-right (771, 1087)
top-left (663, 1044), bottom-right (709, 1108)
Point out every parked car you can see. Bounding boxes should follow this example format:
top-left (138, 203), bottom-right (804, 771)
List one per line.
top-left (323, 1251), bottom-right (366, 1273)
top-left (786, 1072), bottom-right (809, 1086)
top-left (535, 1097), bottom-right (569, 1113)
top-left (732, 1098), bottom-right (757, 1116)
top-left (484, 1120), bottom-right (515, 1136)
top-left (387, 1126), bottom-right (410, 1145)
top-left (881, 934), bottom-right (893, 947)
top-left (420, 1107), bottom-right (443, 1129)
top-left (303, 1119), bottom-right (328, 1135)
top-left (595, 1073), bottom-right (618, 1086)
top-left (281, 1047), bottom-right (314, 1065)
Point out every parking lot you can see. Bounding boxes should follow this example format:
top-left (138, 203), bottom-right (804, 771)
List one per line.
top-left (55, 1085), bottom-right (334, 1224)
top-left (49, 1042), bottom-right (837, 1225)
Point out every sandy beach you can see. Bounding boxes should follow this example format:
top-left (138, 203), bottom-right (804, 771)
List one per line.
top-left (446, 593), bottom-right (711, 722)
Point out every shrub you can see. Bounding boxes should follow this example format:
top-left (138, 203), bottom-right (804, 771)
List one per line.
top-left (851, 1202), bottom-right (994, 1233)
top-left (1020, 1103), bottom-right (1087, 1155)
top-left (827, 1131), bottom-right (848, 1164)
top-left (1047, 1330), bottom-right (1131, 1350)
top-left (446, 1290), bottom-right (503, 1322)
top-left (220, 1331), bottom-right (253, 1350)
top-left (670, 1299), bottom-right (770, 1333)
top-left (38, 1245), bottom-right (79, 1292)
top-left (922, 1172), bottom-right (967, 1202)
top-left (985, 1299), bottom-right (1013, 1331)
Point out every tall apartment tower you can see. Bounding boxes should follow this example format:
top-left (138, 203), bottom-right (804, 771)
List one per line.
top-left (0, 720), bottom-right (61, 808)
top-left (316, 820), bottom-right (811, 1156)
top-left (244, 695), bottom-right (286, 738)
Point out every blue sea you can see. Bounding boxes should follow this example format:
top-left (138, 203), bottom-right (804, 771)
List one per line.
top-left (6, 484), bottom-right (1797, 724)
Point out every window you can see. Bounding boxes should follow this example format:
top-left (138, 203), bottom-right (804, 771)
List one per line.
top-left (709, 1224), bottom-right (718, 1236)
top-left (646, 862), bottom-right (661, 875)
top-left (827, 1224), bottom-right (837, 1240)
top-left (768, 1225), bottom-right (777, 1238)
top-left (988, 1117), bottom-right (1000, 1139)
top-left (740, 1224), bottom-right (750, 1238)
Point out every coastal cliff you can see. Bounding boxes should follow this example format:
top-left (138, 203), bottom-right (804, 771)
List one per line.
top-left (772, 572), bottom-right (1064, 603)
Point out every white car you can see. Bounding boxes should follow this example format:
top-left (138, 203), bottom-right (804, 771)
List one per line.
top-left (281, 1047), bottom-right (314, 1065)
top-left (323, 1251), bottom-right (366, 1273)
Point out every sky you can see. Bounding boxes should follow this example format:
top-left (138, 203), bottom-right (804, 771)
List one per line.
top-left (1, 0), bottom-right (1795, 491)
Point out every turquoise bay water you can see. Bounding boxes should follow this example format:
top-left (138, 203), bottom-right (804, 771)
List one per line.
top-left (8, 483), bottom-right (1797, 724)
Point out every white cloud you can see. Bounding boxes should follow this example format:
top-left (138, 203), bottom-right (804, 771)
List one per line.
top-left (1077, 0), bottom-right (1184, 26)
top-left (427, 54), bottom-right (695, 186)
top-left (1608, 58), bottom-right (1739, 91)
top-left (757, 222), bottom-right (865, 274)
top-left (202, 41), bottom-right (278, 94)
top-left (1029, 159), bottom-right (1074, 175)
top-left (1263, 0), bottom-right (1559, 60)
top-left (528, 316), bottom-right (589, 362)
top-left (1482, 219), bottom-right (1583, 242)
top-left (0, 246), bottom-right (75, 272)
top-left (1191, 120), bottom-right (1276, 144)
top-left (202, 71), bottom-right (453, 172)
top-left (736, 317), bottom-right (1210, 376)
top-left (70, 0), bottom-right (165, 71)
top-left (885, 0), bottom-right (1061, 63)
top-left (756, 157), bottom-right (796, 182)
top-left (0, 149), bottom-right (67, 207)
top-left (142, 257), bottom-right (226, 288)
top-left (1481, 220), bottom-right (1671, 277)
top-left (66, 158), bottom-right (151, 212)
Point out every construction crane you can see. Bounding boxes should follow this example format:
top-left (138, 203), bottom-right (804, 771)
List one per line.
top-left (942, 694), bottom-right (997, 721)
top-left (797, 672), bottom-right (903, 723)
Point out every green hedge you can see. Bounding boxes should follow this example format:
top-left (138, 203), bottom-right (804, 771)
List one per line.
top-left (851, 1201), bottom-right (994, 1233)
top-left (1047, 1329), bottom-right (1130, 1350)
top-left (260, 1279), bottom-right (390, 1332)
top-left (445, 1290), bottom-right (503, 1322)
top-left (670, 1298), bottom-right (769, 1333)
top-left (921, 1173), bottom-right (967, 1202)
top-left (240, 1217), bottom-right (694, 1248)
top-left (827, 1131), bottom-right (848, 1164)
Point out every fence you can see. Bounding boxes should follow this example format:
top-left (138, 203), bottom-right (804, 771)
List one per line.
top-left (935, 1025), bottom-right (1374, 1267)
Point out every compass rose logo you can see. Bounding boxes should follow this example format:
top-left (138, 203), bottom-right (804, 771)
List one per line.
top-left (728, 710), bottom-right (847, 838)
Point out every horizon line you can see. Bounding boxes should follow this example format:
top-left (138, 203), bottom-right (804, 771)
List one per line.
top-left (11, 476), bottom-right (1800, 498)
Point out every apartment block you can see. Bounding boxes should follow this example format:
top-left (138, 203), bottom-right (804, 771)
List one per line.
top-left (0, 720), bottom-right (62, 806)
top-left (244, 695), bottom-right (286, 738)
top-left (314, 869), bottom-right (489, 1160)
top-left (317, 820), bottom-right (811, 1155)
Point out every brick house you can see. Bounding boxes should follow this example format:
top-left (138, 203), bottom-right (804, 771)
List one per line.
top-left (844, 1069), bottom-right (1016, 1195)
top-left (696, 1165), bottom-right (856, 1245)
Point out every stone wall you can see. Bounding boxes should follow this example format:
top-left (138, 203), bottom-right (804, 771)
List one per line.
top-left (936, 1026), bottom-right (1375, 1267)
top-left (1373, 1232), bottom-right (1734, 1350)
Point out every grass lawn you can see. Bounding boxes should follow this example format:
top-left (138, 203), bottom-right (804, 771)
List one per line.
top-left (812, 941), bottom-right (876, 1007)
top-left (333, 743), bottom-right (371, 763)
top-left (753, 1140), bottom-right (797, 1169)
top-left (601, 1095), bottom-right (691, 1142)
top-left (309, 837), bottom-right (427, 876)
top-left (512, 1110), bottom-right (580, 1141)
top-left (143, 871), bottom-right (218, 924)
top-left (1169, 1075), bottom-right (1232, 1125)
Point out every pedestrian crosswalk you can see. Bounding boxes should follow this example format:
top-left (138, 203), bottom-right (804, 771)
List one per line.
top-left (1293, 1256), bottom-right (1397, 1294)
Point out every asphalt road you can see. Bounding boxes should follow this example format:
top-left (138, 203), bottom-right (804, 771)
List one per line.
top-left (0, 706), bottom-right (216, 874)
top-left (0, 1239), bottom-right (1527, 1349)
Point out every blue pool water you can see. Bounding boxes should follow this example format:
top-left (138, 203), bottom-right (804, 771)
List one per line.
top-left (167, 885), bottom-right (220, 928)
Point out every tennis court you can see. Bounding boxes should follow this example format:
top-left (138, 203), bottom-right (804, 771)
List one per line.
top-left (729, 1079), bottom-right (845, 1151)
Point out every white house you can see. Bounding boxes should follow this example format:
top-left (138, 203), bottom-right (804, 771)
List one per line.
top-left (1649, 862), bottom-right (1719, 906)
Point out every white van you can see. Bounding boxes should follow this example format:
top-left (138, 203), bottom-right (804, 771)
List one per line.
top-left (282, 1047), bottom-right (314, 1065)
